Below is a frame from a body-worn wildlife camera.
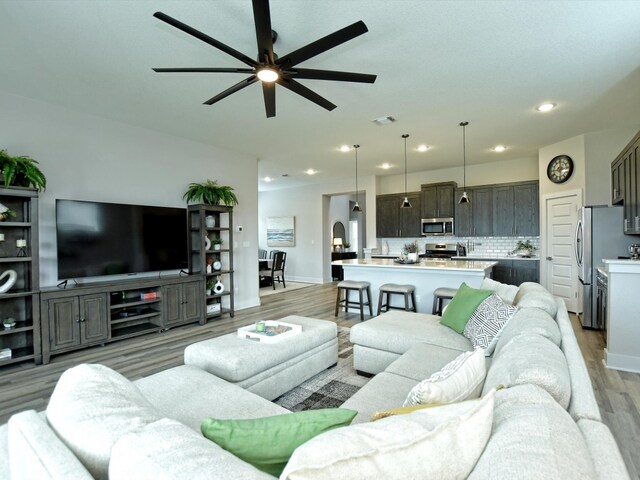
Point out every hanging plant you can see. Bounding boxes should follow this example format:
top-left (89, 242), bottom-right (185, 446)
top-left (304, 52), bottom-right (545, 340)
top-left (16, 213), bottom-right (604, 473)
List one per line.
top-left (0, 150), bottom-right (47, 191)
top-left (183, 180), bottom-right (238, 206)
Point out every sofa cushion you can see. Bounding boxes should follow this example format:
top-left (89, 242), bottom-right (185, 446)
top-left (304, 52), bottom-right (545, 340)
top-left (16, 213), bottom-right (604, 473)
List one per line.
top-left (483, 333), bottom-right (571, 409)
top-left (577, 419), bottom-right (630, 480)
top-left (384, 342), bottom-right (469, 382)
top-left (513, 282), bottom-right (558, 318)
top-left (109, 418), bottom-right (274, 480)
top-left (494, 306), bottom-right (562, 355)
top-left (282, 390), bottom-right (495, 480)
top-left (480, 277), bottom-right (519, 304)
top-left (8, 410), bottom-right (93, 480)
top-left (404, 349), bottom-right (486, 406)
top-left (469, 385), bottom-right (596, 480)
top-left (463, 293), bottom-right (518, 355)
top-left (201, 409), bottom-right (357, 477)
top-left (134, 365), bottom-right (288, 431)
top-left (350, 310), bottom-right (472, 355)
top-left (440, 283), bottom-right (493, 333)
top-left (46, 364), bottom-right (163, 480)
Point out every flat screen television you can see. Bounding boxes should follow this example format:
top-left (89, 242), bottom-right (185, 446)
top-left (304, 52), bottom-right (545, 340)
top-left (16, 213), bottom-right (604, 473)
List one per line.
top-left (56, 199), bottom-right (188, 280)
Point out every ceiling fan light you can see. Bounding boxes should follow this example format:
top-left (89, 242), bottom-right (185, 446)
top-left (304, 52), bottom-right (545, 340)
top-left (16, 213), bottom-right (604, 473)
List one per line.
top-left (257, 67), bottom-right (279, 82)
top-left (536, 102), bottom-right (556, 112)
top-left (352, 202), bottom-right (362, 212)
top-left (458, 191), bottom-right (471, 204)
top-left (401, 196), bottom-right (412, 209)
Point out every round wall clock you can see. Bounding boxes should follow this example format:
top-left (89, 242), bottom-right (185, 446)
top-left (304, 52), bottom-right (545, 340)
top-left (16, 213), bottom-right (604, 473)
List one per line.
top-left (547, 155), bottom-right (574, 184)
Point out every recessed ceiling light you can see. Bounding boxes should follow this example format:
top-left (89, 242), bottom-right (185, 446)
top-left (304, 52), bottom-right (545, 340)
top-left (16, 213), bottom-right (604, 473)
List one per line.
top-left (372, 115), bottom-right (396, 126)
top-left (339, 145), bottom-right (351, 152)
top-left (264, 176), bottom-right (272, 182)
top-left (256, 67), bottom-right (279, 83)
top-left (536, 102), bottom-right (556, 112)
top-left (492, 145), bottom-right (507, 153)
top-left (305, 169), bottom-right (317, 175)
top-left (416, 145), bottom-right (430, 152)
top-left (380, 163), bottom-right (392, 169)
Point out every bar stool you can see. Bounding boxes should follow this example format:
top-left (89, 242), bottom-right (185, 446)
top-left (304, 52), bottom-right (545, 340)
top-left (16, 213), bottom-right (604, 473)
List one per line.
top-left (432, 287), bottom-right (458, 315)
top-left (377, 283), bottom-right (417, 315)
top-left (335, 280), bottom-right (373, 321)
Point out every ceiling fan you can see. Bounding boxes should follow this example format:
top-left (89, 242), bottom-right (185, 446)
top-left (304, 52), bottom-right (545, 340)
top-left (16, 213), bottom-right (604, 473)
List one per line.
top-left (153, 0), bottom-right (377, 118)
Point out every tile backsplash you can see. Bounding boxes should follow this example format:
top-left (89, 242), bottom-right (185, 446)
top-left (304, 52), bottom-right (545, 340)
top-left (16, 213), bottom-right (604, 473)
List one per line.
top-left (376, 236), bottom-right (540, 257)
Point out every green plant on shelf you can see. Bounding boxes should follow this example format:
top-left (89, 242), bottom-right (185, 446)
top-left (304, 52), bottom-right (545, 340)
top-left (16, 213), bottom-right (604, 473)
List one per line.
top-left (0, 149), bottom-right (47, 191)
top-left (183, 179), bottom-right (238, 206)
top-left (510, 240), bottom-right (537, 257)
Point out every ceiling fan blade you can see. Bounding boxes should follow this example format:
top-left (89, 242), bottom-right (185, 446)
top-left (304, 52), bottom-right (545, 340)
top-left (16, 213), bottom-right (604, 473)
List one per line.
top-left (277, 20), bottom-right (368, 68)
top-left (262, 82), bottom-right (276, 118)
top-left (287, 68), bottom-right (376, 83)
top-left (153, 67), bottom-right (255, 73)
top-left (278, 78), bottom-right (336, 111)
top-left (252, 0), bottom-right (275, 64)
top-left (154, 12), bottom-right (257, 67)
top-left (203, 76), bottom-right (259, 105)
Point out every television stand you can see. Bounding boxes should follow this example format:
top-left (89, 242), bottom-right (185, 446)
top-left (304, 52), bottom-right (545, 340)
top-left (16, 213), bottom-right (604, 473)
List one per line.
top-left (39, 274), bottom-right (204, 364)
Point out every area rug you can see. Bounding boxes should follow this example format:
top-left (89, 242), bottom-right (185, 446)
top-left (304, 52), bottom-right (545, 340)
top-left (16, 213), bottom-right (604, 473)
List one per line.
top-left (274, 326), bottom-right (369, 411)
top-left (259, 281), bottom-right (315, 297)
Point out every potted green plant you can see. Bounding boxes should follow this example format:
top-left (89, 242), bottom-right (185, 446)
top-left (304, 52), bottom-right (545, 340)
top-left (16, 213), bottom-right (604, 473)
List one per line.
top-left (404, 241), bottom-right (420, 262)
top-left (183, 180), bottom-right (238, 206)
top-left (343, 241), bottom-right (351, 251)
top-left (212, 237), bottom-right (223, 251)
top-left (0, 150), bottom-right (47, 191)
top-left (510, 240), bottom-right (537, 258)
top-left (206, 280), bottom-right (216, 296)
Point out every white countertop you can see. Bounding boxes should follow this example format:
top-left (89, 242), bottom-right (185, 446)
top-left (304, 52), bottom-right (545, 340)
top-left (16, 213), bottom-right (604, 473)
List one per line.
top-left (334, 258), bottom-right (497, 272)
top-left (602, 258), bottom-right (640, 273)
top-left (452, 255), bottom-right (540, 261)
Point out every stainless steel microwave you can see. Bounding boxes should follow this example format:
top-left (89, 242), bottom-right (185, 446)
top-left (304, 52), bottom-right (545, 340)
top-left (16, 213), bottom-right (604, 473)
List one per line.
top-left (421, 217), bottom-right (454, 236)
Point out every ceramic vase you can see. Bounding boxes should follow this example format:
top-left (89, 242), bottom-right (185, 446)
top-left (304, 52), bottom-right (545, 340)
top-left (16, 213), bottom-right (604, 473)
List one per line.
top-left (382, 241), bottom-right (389, 255)
top-left (205, 215), bottom-right (216, 228)
top-left (214, 279), bottom-right (224, 294)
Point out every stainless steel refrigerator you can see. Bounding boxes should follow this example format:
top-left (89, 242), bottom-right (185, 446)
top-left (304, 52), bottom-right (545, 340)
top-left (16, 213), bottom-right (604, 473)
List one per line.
top-left (575, 205), bottom-right (628, 329)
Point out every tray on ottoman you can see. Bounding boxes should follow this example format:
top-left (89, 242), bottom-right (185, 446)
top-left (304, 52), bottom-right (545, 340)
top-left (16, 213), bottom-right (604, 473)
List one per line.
top-left (237, 321), bottom-right (302, 343)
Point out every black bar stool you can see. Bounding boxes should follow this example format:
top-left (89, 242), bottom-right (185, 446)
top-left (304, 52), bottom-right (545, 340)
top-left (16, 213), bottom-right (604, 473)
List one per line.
top-left (432, 287), bottom-right (458, 315)
top-left (377, 283), bottom-right (417, 315)
top-left (335, 280), bottom-right (373, 321)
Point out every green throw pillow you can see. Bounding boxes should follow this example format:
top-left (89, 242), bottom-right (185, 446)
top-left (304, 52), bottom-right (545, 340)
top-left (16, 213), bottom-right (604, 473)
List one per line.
top-left (440, 282), bottom-right (492, 333)
top-left (201, 408), bottom-right (358, 477)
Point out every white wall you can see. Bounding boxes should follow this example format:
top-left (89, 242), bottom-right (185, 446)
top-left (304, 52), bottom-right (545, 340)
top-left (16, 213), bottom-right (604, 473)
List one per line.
top-left (0, 91), bottom-right (260, 309)
top-left (377, 156), bottom-right (538, 194)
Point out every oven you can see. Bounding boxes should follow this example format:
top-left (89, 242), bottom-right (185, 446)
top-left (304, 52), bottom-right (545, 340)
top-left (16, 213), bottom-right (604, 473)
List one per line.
top-left (421, 217), bottom-right (454, 236)
top-left (422, 243), bottom-right (457, 260)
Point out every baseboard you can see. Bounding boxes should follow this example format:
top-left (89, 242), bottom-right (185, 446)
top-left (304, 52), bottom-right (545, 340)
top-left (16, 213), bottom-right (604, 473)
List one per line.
top-left (286, 276), bottom-right (323, 284)
top-left (604, 348), bottom-right (640, 374)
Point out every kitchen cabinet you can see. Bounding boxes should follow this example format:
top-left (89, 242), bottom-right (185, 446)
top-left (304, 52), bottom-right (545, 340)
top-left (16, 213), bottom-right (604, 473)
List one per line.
top-left (472, 187), bottom-right (494, 237)
top-left (163, 281), bottom-right (203, 327)
top-left (493, 182), bottom-right (539, 236)
top-left (454, 188), bottom-right (472, 236)
top-left (610, 130), bottom-right (640, 234)
top-left (421, 182), bottom-right (456, 218)
top-left (493, 186), bottom-right (515, 236)
top-left (331, 252), bottom-right (357, 280)
top-left (46, 294), bottom-right (108, 355)
top-left (376, 192), bottom-right (420, 237)
top-left (490, 259), bottom-right (539, 286)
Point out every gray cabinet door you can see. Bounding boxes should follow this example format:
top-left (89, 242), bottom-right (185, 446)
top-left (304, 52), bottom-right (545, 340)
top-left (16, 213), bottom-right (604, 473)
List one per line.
top-left (48, 297), bottom-right (80, 352)
top-left (400, 192), bottom-right (422, 237)
top-left (376, 195), bottom-right (401, 237)
top-left (437, 184), bottom-right (455, 217)
top-left (422, 184), bottom-right (455, 218)
top-left (472, 188), bottom-right (493, 236)
top-left (514, 183), bottom-right (539, 236)
top-left (635, 139), bottom-right (640, 233)
top-left (492, 260), bottom-right (513, 284)
top-left (182, 281), bottom-right (203, 323)
top-left (79, 294), bottom-right (108, 344)
top-left (163, 284), bottom-right (182, 326)
top-left (454, 188), bottom-right (472, 237)
top-left (611, 157), bottom-right (624, 205)
top-left (512, 261), bottom-right (539, 285)
top-left (421, 186), bottom-right (438, 218)
top-left (493, 186), bottom-right (515, 236)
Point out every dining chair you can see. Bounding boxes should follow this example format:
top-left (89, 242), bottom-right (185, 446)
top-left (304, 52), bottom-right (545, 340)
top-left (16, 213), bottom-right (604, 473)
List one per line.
top-left (262, 251), bottom-right (287, 289)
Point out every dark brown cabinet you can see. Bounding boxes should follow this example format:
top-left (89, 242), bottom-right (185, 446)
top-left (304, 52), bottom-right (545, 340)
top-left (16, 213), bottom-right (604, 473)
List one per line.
top-left (421, 182), bottom-right (456, 218)
top-left (490, 259), bottom-right (539, 286)
top-left (0, 187), bottom-right (41, 366)
top-left (472, 187), bottom-right (494, 237)
top-left (493, 186), bottom-right (515, 236)
top-left (611, 130), bottom-right (640, 234)
top-left (376, 192), bottom-right (420, 237)
top-left (331, 252), bottom-right (357, 280)
top-left (163, 281), bottom-right (203, 327)
top-left (454, 188), bottom-right (472, 236)
top-left (46, 294), bottom-right (108, 355)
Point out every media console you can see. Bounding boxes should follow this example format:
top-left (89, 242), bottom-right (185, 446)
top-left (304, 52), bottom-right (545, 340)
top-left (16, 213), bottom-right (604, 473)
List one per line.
top-left (39, 274), bottom-right (203, 364)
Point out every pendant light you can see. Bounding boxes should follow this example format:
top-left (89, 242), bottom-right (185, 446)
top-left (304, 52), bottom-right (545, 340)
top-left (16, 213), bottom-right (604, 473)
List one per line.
top-left (352, 144), bottom-right (362, 212)
top-left (400, 134), bottom-right (411, 208)
top-left (458, 121), bottom-right (470, 204)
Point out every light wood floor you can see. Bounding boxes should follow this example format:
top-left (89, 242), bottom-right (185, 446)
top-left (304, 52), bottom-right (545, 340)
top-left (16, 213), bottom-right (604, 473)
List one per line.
top-left (1, 282), bottom-right (638, 478)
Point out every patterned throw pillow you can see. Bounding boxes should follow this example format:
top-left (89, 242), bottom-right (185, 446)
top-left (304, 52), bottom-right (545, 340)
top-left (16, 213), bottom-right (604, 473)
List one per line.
top-left (464, 293), bottom-right (518, 356)
top-left (403, 349), bottom-right (486, 407)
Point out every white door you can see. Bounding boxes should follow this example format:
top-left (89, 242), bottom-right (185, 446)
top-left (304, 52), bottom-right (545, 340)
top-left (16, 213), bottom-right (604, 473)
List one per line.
top-left (543, 191), bottom-right (581, 312)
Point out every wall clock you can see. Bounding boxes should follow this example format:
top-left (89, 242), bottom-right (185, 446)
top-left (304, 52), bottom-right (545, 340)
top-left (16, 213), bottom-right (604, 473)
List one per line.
top-left (547, 155), bottom-right (574, 184)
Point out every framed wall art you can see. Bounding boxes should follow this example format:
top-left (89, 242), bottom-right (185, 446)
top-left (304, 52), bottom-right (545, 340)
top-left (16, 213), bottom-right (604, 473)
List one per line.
top-left (267, 216), bottom-right (295, 247)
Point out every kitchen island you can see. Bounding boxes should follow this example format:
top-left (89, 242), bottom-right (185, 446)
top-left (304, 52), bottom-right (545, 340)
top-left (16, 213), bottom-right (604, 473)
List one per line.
top-left (333, 258), bottom-right (497, 315)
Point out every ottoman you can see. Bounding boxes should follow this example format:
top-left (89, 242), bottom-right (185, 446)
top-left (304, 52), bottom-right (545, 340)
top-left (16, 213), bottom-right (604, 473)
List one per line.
top-left (184, 316), bottom-right (338, 400)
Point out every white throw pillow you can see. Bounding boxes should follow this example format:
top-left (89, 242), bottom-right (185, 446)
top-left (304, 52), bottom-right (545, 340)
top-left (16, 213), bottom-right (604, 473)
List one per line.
top-left (480, 277), bottom-right (519, 304)
top-left (281, 390), bottom-right (495, 480)
top-left (464, 293), bottom-right (518, 355)
top-left (403, 349), bottom-right (486, 407)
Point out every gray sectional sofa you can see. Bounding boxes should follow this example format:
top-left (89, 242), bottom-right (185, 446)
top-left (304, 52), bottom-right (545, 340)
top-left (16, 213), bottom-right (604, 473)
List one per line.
top-left (0, 281), bottom-right (631, 479)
